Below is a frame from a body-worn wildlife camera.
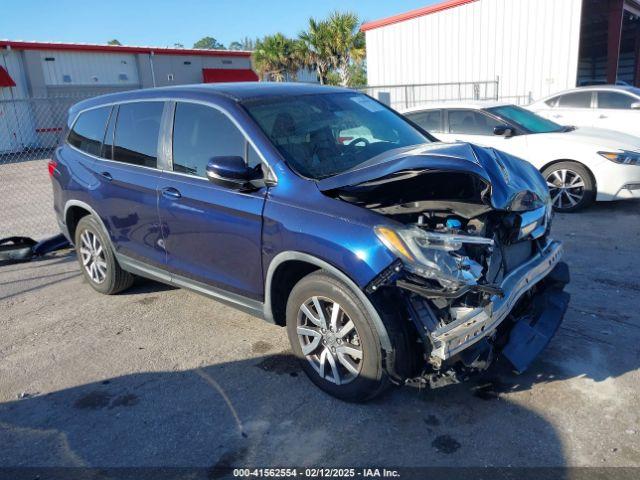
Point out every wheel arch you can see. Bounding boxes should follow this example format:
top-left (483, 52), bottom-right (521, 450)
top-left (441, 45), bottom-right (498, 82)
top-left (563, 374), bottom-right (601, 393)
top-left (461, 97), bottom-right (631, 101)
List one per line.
top-left (263, 251), bottom-right (393, 352)
top-left (64, 200), bottom-right (111, 246)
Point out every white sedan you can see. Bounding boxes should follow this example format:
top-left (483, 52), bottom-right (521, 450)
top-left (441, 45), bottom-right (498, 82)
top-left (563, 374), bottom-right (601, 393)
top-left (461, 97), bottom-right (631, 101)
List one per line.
top-left (402, 102), bottom-right (640, 212)
top-left (528, 86), bottom-right (640, 138)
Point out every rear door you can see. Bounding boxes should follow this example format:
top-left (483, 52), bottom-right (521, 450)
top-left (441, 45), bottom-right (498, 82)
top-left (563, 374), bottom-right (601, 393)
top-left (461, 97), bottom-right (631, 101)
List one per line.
top-left (158, 101), bottom-right (267, 301)
top-left (89, 101), bottom-right (166, 267)
top-left (593, 90), bottom-right (640, 136)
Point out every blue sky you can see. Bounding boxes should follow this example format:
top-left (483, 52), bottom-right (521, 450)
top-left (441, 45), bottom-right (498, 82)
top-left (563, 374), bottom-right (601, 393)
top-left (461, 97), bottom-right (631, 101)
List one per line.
top-left (1, 0), bottom-right (437, 48)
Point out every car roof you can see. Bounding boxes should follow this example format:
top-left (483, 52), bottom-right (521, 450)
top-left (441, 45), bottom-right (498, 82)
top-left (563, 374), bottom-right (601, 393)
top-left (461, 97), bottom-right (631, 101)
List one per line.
top-left (401, 100), bottom-right (510, 113)
top-left (69, 82), bottom-right (354, 115)
top-left (535, 85), bottom-right (640, 101)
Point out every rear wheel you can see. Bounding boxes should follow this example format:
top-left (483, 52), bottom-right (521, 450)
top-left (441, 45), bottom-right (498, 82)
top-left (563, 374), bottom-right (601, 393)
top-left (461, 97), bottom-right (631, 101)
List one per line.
top-left (74, 215), bottom-right (134, 295)
top-left (543, 161), bottom-right (595, 212)
top-left (286, 271), bottom-right (389, 402)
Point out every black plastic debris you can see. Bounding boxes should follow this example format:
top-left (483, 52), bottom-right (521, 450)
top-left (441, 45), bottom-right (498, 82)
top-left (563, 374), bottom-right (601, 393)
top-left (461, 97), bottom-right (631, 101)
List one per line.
top-left (0, 236), bottom-right (37, 262)
top-left (0, 233), bottom-right (70, 264)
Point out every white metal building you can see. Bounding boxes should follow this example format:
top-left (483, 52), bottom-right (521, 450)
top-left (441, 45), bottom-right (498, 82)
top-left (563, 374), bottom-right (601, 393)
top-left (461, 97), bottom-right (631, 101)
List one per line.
top-left (363, 0), bottom-right (640, 106)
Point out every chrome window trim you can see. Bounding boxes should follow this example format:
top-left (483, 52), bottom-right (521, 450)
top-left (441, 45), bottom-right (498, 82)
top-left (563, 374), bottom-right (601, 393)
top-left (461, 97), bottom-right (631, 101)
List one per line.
top-left (66, 143), bottom-right (164, 174)
top-left (67, 96), bottom-right (278, 184)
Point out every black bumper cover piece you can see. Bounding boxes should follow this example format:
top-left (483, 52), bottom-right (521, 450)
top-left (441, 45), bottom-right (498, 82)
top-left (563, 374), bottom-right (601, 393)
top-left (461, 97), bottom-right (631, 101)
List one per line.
top-left (501, 262), bottom-right (570, 373)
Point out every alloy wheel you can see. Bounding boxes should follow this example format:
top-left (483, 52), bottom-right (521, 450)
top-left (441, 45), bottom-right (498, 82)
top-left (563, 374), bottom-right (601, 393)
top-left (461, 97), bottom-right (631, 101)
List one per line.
top-left (546, 168), bottom-right (585, 210)
top-left (79, 230), bottom-right (107, 284)
top-left (296, 296), bottom-right (363, 385)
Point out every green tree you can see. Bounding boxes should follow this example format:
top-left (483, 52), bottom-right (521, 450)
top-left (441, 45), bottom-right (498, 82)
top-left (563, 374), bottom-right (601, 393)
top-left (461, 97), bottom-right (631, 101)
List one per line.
top-left (193, 36), bottom-right (226, 50)
top-left (347, 62), bottom-right (367, 88)
top-left (229, 37), bottom-right (257, 51)
top-left (252, 33), bottom-right (301, 82)
top-left (326, 11), bottom-right (365, 86)
top-left (107, 39), bottom-right (122, 45)
top-left (298, 18), bottom-right (334, 85)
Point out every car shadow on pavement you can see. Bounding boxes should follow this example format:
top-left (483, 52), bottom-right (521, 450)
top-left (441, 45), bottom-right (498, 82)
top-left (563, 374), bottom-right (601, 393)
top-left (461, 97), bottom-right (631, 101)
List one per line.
top-left (0, 353), bottom-right (570, 474)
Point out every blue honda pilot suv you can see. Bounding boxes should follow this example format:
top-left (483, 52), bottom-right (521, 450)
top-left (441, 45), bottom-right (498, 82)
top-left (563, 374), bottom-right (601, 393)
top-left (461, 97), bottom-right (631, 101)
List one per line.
top-left (50, 83), bottom-right (570, 401)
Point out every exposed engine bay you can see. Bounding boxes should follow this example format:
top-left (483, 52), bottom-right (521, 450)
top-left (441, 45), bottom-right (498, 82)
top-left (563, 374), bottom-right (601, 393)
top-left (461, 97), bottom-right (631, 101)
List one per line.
top-left (323, 156), bottom-right (569, 388)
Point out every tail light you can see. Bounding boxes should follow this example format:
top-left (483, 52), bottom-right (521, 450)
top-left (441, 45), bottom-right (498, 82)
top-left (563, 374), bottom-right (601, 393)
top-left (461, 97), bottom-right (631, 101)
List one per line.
top-left (47, 159), bottom-right (58, 178)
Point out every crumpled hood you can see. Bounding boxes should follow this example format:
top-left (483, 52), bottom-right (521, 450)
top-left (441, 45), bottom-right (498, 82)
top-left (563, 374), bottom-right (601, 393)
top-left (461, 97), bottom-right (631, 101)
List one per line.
top-left (316, 142), bottom-right (550, 211)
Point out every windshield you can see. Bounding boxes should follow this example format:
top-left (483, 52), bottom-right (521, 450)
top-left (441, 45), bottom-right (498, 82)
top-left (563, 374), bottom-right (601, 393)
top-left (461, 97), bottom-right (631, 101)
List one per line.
top-left (487, 105), bottom-right (564, 134)
top-left (242, 92), bottom-right (430, 179)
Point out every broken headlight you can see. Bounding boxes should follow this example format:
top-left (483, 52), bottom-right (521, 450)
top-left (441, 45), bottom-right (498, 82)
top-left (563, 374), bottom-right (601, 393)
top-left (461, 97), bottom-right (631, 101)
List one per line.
top-left (375, 226), bottom-right (494, 288)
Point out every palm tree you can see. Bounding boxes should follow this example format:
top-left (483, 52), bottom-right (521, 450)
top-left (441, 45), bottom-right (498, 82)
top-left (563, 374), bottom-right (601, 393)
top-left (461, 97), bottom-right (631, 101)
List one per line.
top-left (326, 11), bottom-right (365, 87)
top-left (298, 18), bottom-right (334, 85)
top-left (253, 34), bottom-right (301, 82)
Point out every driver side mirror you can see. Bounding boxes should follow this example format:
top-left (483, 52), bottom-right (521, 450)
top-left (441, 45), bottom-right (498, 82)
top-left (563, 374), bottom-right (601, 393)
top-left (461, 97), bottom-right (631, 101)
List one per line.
top-left (493, 125), bottom-right (515, 137)
top-left (631, 102), bottom-right (640, 110)
top-left (206, 156), bottom-right (262, 190)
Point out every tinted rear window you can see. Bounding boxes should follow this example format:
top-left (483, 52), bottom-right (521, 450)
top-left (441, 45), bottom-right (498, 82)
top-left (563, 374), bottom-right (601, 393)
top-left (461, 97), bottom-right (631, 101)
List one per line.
top-left (113, 102), bottom-right (164, 168)
top-left (67, 107), bottom-right (111, 156)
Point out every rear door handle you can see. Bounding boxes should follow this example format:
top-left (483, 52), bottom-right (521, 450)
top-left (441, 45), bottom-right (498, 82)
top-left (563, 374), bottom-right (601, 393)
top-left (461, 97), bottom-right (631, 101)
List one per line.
top-left (553, 114), bottom-right (563, 119)
top-left (99, 171), bottom-right (112, 181)
top-left (599, 114), bottom-right (608, 119)
top-left (161, 187), bottom-right (182, 199)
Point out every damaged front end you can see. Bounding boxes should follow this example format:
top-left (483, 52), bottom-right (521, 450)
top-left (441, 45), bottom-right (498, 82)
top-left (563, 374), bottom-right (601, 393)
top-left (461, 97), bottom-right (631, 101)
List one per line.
top-left (319, 142), bottom-right (571, 387)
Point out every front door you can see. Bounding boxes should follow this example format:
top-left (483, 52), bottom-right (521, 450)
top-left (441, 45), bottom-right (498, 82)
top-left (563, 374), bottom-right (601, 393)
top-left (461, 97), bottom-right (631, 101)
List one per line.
top-left (593, 90), bottom-right (640, 136)
top-left (158, 101), bottom-right (266, 301)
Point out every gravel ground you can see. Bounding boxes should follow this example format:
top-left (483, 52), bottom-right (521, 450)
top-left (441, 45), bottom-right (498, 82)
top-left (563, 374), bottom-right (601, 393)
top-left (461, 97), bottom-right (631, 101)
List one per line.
top-left (0, 200), bottom-right (639, 471)
top-left (0, 158), bottom-right (59, 240)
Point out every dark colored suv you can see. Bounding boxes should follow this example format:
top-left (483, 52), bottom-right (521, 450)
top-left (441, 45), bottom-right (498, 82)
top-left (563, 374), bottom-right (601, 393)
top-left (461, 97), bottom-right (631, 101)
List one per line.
top-left (50, 83), bottom-right (569, 401)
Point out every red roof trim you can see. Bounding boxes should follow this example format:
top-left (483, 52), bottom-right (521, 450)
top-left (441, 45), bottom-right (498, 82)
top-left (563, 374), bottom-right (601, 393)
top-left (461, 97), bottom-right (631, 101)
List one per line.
top-left (0, 66), bottom-right (16, 87)
top-left (361, 0), bottom-right (478, 31)
top-left (202, 68), bottom-right (259, 83)
top-left (0, 40), bottom-right (252, 58)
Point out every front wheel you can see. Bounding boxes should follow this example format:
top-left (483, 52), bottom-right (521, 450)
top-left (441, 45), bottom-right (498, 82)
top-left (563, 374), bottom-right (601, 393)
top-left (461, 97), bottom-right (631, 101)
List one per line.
top-left (543, 161), bottom-right (595, 212)
top-left (285, 272), bottom-right (389, 402)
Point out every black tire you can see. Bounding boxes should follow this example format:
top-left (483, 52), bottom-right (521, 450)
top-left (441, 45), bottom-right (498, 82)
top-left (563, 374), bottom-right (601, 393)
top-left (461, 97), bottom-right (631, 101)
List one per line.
top-left (74, 215), bottom-right (134, 295)
top-left (286, 271), bottom-right (389, 402)
top-left (542, 161), bottom-right (595, 212)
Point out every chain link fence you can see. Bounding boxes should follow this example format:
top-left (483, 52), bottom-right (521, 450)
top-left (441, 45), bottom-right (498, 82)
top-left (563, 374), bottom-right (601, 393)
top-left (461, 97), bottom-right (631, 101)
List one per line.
top-left (0, 94), bottom-right (96, 241)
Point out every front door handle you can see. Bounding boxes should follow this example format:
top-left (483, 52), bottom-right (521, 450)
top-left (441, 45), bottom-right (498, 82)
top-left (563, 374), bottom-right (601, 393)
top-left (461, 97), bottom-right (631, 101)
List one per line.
top-left (553, 114), bottom-right (563, 119)
top-left (599, 114), bottom-right (608, 119)
top-left (161, 187), bottom-right (182, 199)
top-left (99, 171), bottom-right (113, 181)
